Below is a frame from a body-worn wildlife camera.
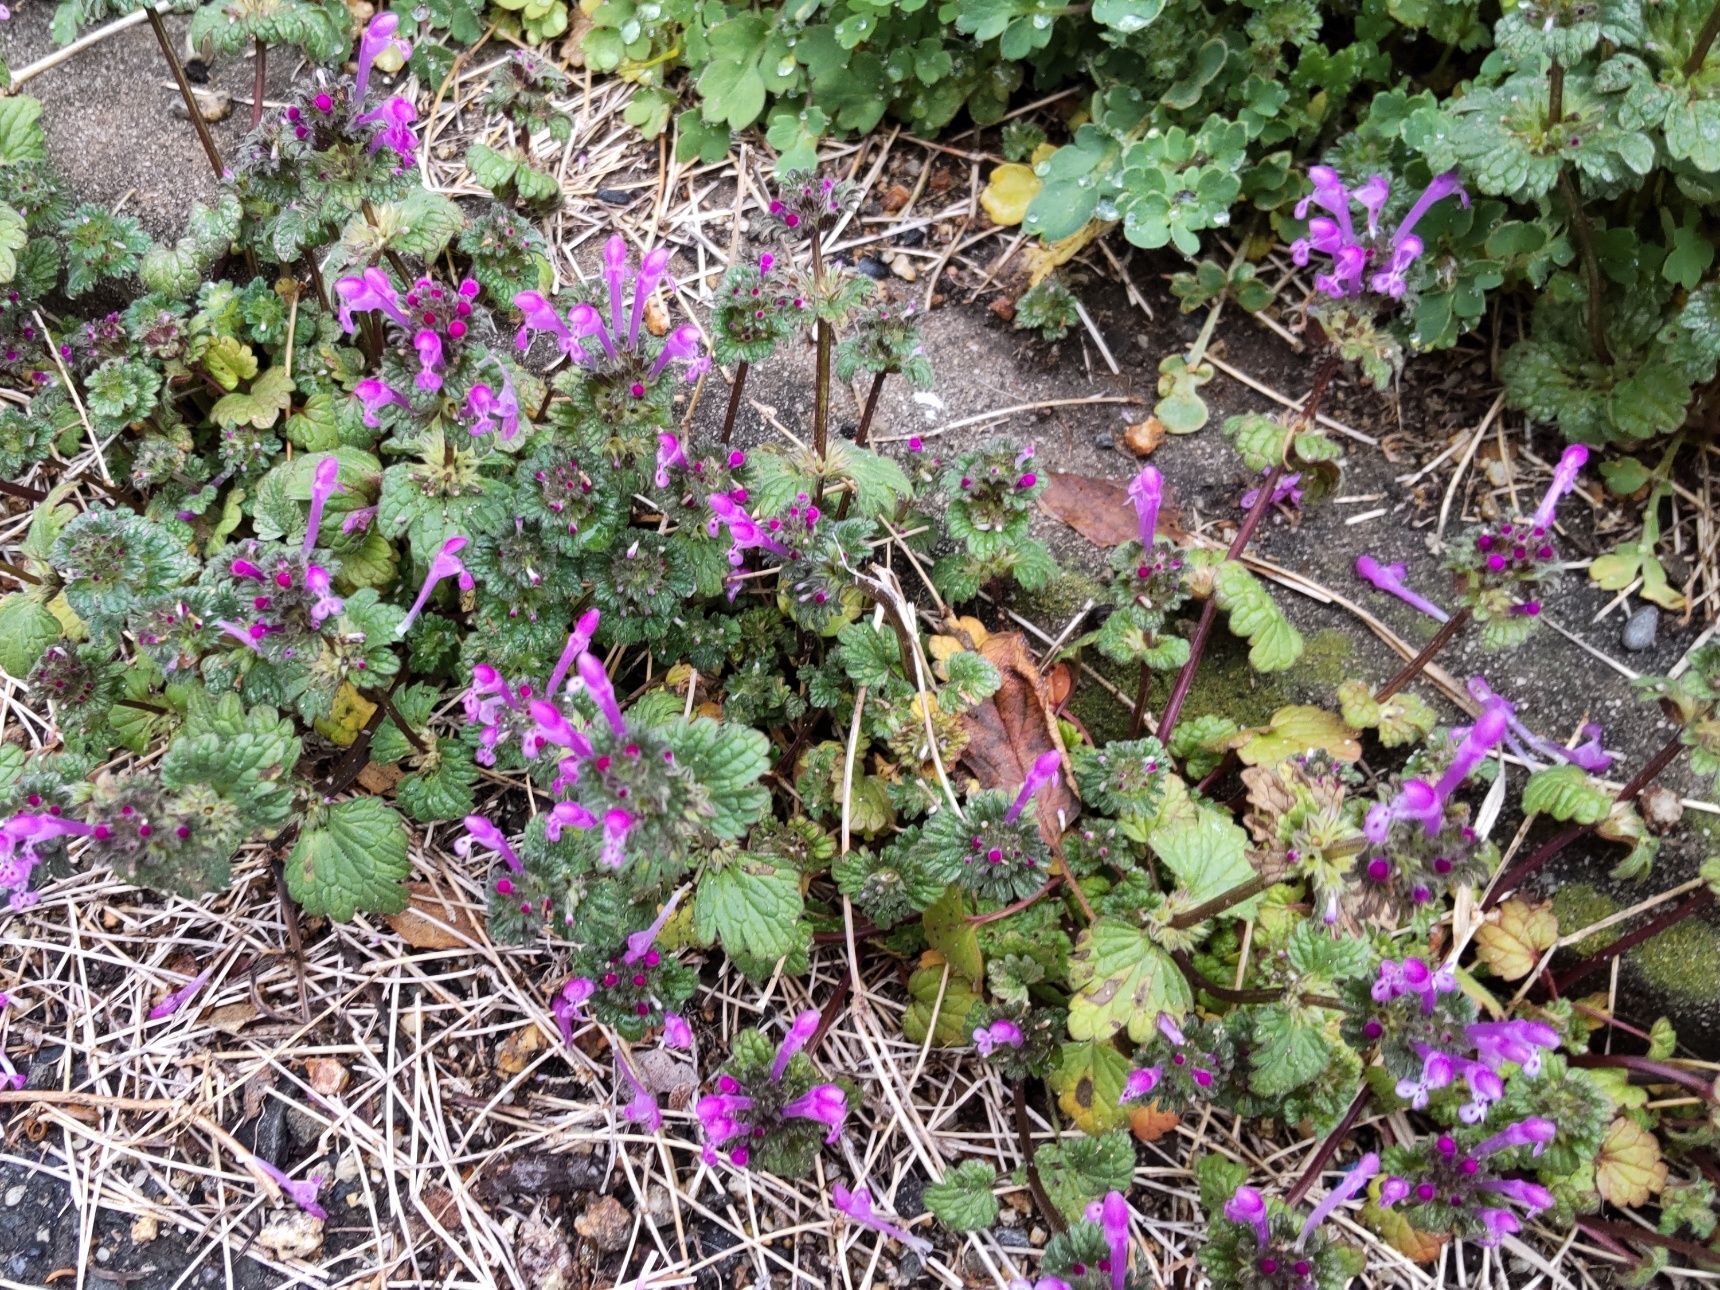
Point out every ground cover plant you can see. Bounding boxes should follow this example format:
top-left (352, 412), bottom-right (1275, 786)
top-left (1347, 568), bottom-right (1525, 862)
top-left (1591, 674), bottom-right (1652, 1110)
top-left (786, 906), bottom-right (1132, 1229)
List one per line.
top-left (0, 2), bottom-right (1718, 1286)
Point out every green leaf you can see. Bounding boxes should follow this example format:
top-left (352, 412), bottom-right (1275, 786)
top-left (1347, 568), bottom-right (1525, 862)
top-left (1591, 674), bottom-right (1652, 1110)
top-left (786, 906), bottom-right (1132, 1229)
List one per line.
top-left (1068, 918), bottom-right (1191, 1042)
top-left (902, 962), bottom-right (984, 1046)
top-left (923, 885), bottom-right (985, 987)
top-left (1034, 1132), bottom-right (1135, 1221)
top-left (1522, 764), bottom-right (1611, 825)
top-left (693, 854), bottom-right (806, 976)
top-left (390, 188), bottom-right (466, 258)
top-left (1050, 1039), bottom-right (1133, 1134)
top-left (1248, 1005), bottom-right (1331, 1098)
top-left (1211, 561), bottom-right (1303, 671)
top-left (923, 1161), bottom-right (1000, 1232)
top-left (0, 204), bottom-right (26, 285)
top-left (212, 366), bottom-right (294, 430)
top-left (0, 97), bottom-right (46, 165)
top-left (668, 715), bottom-right (771, 839)
top-left (1284, 918), bottom-right (1374, 986)
top-left (284, 797), bottom-right (411, 921)
top-left (1150, 805), bottom-right (1258, 910)
top-left (0, 592), bottom-right (60, 677)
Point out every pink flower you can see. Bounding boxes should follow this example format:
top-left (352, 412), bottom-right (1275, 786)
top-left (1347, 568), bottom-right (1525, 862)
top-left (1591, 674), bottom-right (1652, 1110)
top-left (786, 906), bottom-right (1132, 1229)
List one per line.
top-left (302, 455), bottom-right (344, 556)
top-left (396, 535), bottom-right (471, 635)
top-left (1128, 465), bottom-right (1162, 548)
top-left (457, 815), bottom-right (520, 872)
top-left (354, 11), bottom-right (412, 102)
top-left (148, 966), bottom-right (212, 1020)
top-left (832, 1183), bottom-right (932, 1256)
top-left (251, 1157), bottom-right (327, 1220)
top-left (1004, 750), bottom-right (1061, 825)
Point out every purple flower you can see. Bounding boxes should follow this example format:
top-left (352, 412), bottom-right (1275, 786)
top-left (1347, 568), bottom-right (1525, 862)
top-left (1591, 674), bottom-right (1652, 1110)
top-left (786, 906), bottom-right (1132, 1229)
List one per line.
top-left (832, 1183), bottom-right (932, 1257)
top-left (1432, 700), bottom-right (1509, 804)
top-left (1083, 1190), bottom-right (1131, 1290)
top-left (544, 799), bottom-right (597, 841)
top-left (1118, 1065), bottom-right (1161, 1103)
top-left (772, 1009), bottom-right (821, 1082)
top-left (302, 456), bottom-right (343, 557)
top-left (1240, 469), bottom-right (1303, 512)
top-left (1290, 167), bottom-right (1467, 301)
top-left (512, 291), bottom-right (571, 352)
top-left (649, 324), bottom-right (709, 386)
top-left (662, 1013), bottom-right (694, 1049)
top-left (354, 377), bottom-right (407, 428)
top-left (0, 813), bottom-right (95, 910)
top-left (1356, 554), bottom-right (1450, 623)
top-left (654, 432), bottom-right (688, 489)
top-left (355, 96), bottom-right (418, 171)
top-left (708, 493), bottom-right (791, 567)
top-left (1224, 1184), bottom-right (1271, 1250)
top-left (410, 327), bottom-right (444, 391)
top-left (334, 267), bottom-right (410, 333)
top-left (548, 609), bottom-right (602, 699)
top-left (1004, 749), bottom-right (1061, 825)
top-left (215, 619), bottom-right (266, 654)
top-left (148, 966), bottom-right (212, 1020)
top-left (551, 977), bottom-right (594, 1044)
top-left (397, 535), bottom-right (471, 635)
top-left (354, 11), bottom-right (412, 102)
top-left (598, 808), bottom-right (634, 870)
top-left (305, 565), bottom-right (344, 628)
top-left (617, 1047), bottom-right (661, 1133)
top-left (251, 1157), bottom-right (327, 1220)
top-left (623, 887), bottom-right (687, 964)
top-left (1475, 1116), bottom-right (1557, 1159)
top-left (464, 365), bottom-right (521, 440)
top-left (972, 1019), bottom-right (1024, 1056)
top-left (1378, 1177), bottom-right (1411, 1208)
top-left (781, 1084), bottom-right (848, 1143)
top-left (1128, 465), bottom-right (1163, 547)
top-left (1465, 1021), bottom-right (1560, 1078)
top-left (457, 815), bottom-right (521, 872)
top-left (1296, 1152), bottom-right (1377, 1250)
top-left (1532, 445), bottom-right (1588, 531)
top-left (575, 650), bottom-right (628, 736)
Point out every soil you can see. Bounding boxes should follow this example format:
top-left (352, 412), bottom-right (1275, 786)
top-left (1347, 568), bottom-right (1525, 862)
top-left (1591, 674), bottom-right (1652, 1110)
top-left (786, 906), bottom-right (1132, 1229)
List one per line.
top-left (0, 7), bottom-right (1716, 1286)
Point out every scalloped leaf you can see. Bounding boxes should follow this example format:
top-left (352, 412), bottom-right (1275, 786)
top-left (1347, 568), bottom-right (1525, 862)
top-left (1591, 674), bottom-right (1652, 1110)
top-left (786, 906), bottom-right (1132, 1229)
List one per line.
top-left (1473, 898), bottom-right (1559, 981)
top-left (923, 1161), bottom-right (1000, 1232)
top-left (1595, 1116), bottom-right (1668, 1208)
top-left (1068, 917), bottom-right (1191, 1042)
top-left (1522, 764), bottom-right (1611, 824)
top-left (284, 797), bottom-right (411, 922)
top-left (1211, 561), bottom-right (1303, 672)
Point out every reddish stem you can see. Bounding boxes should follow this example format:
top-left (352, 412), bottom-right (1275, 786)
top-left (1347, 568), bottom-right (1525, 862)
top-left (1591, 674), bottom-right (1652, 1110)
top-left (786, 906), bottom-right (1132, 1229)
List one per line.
top-left (1549, 888), bottom-right (1714, 995)
top-left (1569, 1052), bottom-right (1717, 1103)
top-left (1373, 606), bottom-right (1471, 702)
top-left (1285, 1088), bottom-right (1372, 1207)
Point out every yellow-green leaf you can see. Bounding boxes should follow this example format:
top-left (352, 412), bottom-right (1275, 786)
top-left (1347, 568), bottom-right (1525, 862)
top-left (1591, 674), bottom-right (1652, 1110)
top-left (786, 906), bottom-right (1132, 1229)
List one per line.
top-left (1050, 1039), bottom-right (1132, 1134)
top-left (1595, 1116), bottom-right (1667, 1208)
top-left (923, 885), bottom-right (984, 988)
top-left (980, 163), bottom-right (1042, 226)
top-left (1232, 704), bottom-right (1360, 766)
top-left (1473, 898), bottom-right (1558, 981)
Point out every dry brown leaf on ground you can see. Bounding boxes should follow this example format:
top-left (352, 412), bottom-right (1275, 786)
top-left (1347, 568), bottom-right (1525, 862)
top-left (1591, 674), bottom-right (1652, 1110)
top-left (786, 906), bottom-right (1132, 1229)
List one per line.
top-left (383, 882), bottom-right (482, 950)
top-left (496, 1023), bottom-right (547, 1075)
top-left (1038, 472), bottom-right (1137, 547)
top-left (959, 632), bottom-right (1078, 843)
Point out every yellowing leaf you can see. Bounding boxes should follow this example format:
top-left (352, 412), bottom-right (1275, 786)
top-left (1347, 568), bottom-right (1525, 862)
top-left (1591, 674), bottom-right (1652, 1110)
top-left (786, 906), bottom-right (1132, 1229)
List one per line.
top-left (1595, 1116), bottom-right (1668, 1208)
top-left (1026, 222), bottom-right (1108, 287)
top-left (1473, 899), bottom-right (1558, 981)
top-left (923, 886), bottom-right (984, 988)
top-left (1232, 704), bottom-right (1360, 766)
top-left (1363, 1178), bottom-right (1447, 1264)
top-left (980, 163), bottom-right (1043, 226)
top-left (1050, 1039), bottom-right (1131, 1134)
top-left (313, 683), bottom-right (377, 747)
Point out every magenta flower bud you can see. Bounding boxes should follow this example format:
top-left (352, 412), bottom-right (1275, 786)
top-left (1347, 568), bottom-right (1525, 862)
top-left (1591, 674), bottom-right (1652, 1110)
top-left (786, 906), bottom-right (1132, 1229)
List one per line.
top-left (602, 234), bottom-right (628, 339)
top-left (231, 558), bottom-right (265, 581)
top-left (575, 651), bottom-right (627, 736)
top-left (629, 244), bottom-right (672, 347)
top-left (1118, 1065), bottom-right (1161, 1104)
top-left (313, 92), bottom-right (333, 114)
top-left (782, 1083), bottom-right (848, 1143)
top-left (1128, 465), bottom-right (1163, 548)
top-left (663, 1013), bottom-right (693, 1049)
top-left (1223, 1185), bottom-right (1271, 1250)
top-left (1355, 554), bottom-right (1450, 623)
top-left (1378, 1176), bottom-right (1410, 1208)
top-left (1005, 749), bottom-right (1062, 825)
top-left (771, 1009), bottom-right (821, 1083)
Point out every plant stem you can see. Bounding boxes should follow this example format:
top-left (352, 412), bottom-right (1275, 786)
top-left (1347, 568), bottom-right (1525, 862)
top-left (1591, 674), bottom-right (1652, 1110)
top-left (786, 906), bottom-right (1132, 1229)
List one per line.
top-left (1579, 1218), bottom-right (1720, 1269)
top-left (1168, 872), bottom-right (1271, 930)
top-left (1570, 1052), bottom-right (1718, 1102)
top-left (1128, 661), bottom-right (1152, 737)
top-left (0, 479), bottom-right (48, 503)
top-left (1482, 731), bottom-right (1684, 911)
top-left (251, 38), bottom-right (266, 129)
top-left (1172, 951), bottom-right (1344, 1009)
top-left (719, 358), bottom-right (749, 446)
top-left (362, 199), bottom-right (411, 282)
top-left (1558, 171), bottom-right (1614, 366)
top-left (1154, 462), bottom-right (1284, 748)
top-left (303, 255), bottom-right (330, 313)
top-left (1012, 1081), bottom-right (1065, 1234)
top-left (810, 227), bottom-right (831, 505)
top-left (1547, 61), bottom-right (1565, 127)
top-left (0, 558), bottom-right (40, 586)
top-left (1285, 1088), bottom-right (1371, 1207)
top-left (377, 692), bottom-right (430, 755)
top-left (967, 878), bottom-right (1057, 925)
top-left (1685, 0), bottom-right (1720, 75)
top-left (1374, 606), bottom-right (1472, 702)
top-left (144, 6), bottom-right (224, 181)
top-left (1551, 888), bottom-right (1715, 995)
top-left (852, 370), bottom-right (887, 449)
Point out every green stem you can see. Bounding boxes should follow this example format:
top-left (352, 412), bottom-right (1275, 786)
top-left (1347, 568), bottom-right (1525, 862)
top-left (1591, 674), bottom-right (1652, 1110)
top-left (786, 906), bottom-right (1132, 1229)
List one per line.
top-left (1558, 171), bottom-right (1613, 366)
top-left (1172, 951), bottom-right (1344, 1009)
top-left (144, 6), bottom-right (224, 181)
top-left (1374, 606), bottom-right (1471, 702)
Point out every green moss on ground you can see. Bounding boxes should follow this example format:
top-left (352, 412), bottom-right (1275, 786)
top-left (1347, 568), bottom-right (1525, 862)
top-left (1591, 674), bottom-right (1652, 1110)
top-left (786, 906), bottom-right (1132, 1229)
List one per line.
top-left (1633, 917), bottom-right (1720, 1003)
top-left (1551, 884), bottom-right (1621, 957)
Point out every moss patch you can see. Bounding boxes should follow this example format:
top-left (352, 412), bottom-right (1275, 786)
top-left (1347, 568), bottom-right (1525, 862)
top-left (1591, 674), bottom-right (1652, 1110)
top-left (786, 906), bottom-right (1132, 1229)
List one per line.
top-left (1632, 916), bottom-right (1720, 1003)
top-left (1550, 884), bottom-right (1621, 957)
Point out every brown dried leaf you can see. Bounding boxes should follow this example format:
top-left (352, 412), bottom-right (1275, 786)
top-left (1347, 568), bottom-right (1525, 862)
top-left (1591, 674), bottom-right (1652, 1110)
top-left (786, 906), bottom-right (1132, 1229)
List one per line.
top-left (958, 632), bottom-right (1077, 844)
top-left (305, 1057), bottom-right (349, 1097)
top-left (355, 762), bottom-right (402, 793)
top-left (1128, 1100), bottom-right (1181, 1143)
top-left (206, 1001), bottom-right (261, 1035)
top-left (1038, 472), bottom-right (1136, 547)
top-left (383, 882), bottom-right (481, 950)
top-left (496, 1023), bottom-right (546, 1075)
top-left (1124, 417), bottom-right (1166, 457)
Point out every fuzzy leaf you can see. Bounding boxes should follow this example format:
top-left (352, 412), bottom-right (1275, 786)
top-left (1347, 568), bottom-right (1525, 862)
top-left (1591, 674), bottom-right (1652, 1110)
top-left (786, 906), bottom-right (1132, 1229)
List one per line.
top-left (1474, 898), bottom-right (1559, 981)
top-left (923, 885), bottom-right (985, 988)
top-left (0, 592), bottom-right (61, 677)
top-left (693, 854), bottom-right (805, 976)
top-left (284, 797), bottom-right (411, 921)
top-left (211, 366), bottom-right (294, 430)
top-left (1034, 1132), bottom-right (1135, 1221)
top-left (1149, 805), bottom-right (1257, 910)
top-left (1068, 917), bottom-right (1191, 1042)
top-left (1232, 705), bottom-right (1360, 766)
top-left (902, 963), bottom-right (984, 1046)
top-left (1595, 1116), bottom-right (1668, 1208)
top-left (668, 716), bottom-right (771, 839)
top-left (1210, 561), bottom-right (1303, 672)
top-left (1248, 1005), bottom-right (1330, 1098)
top-left (1522, 764), bottom-right (1611, 824)
top-left (923, 1161), bottom-right (1000, 1232)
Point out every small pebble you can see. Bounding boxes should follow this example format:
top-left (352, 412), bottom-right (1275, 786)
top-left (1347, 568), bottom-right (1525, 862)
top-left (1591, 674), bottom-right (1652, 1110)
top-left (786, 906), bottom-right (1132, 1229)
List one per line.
top-left (855, 256), bottom-right (889, 281)
top-left (1094, 432), bottom-right (1114, 451)
top-left (3, 1185), bottom-right (24, 1207)
top-left (595, 188), bottom-right (630, 205)
top-left (1622, 605), bottom-right (1659, 652)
